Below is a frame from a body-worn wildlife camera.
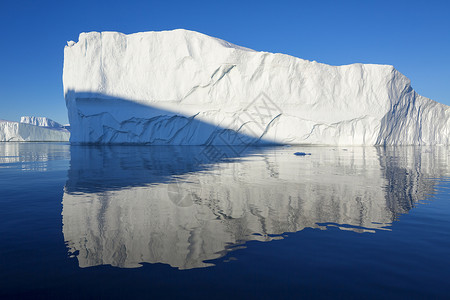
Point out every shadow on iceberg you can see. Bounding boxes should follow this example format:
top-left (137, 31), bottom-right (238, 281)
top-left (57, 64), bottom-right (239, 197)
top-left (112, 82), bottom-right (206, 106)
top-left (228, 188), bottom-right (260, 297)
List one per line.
top-left (62, 145), bottom-right (449, 269)
top-left (66, 90), bottom-right (283, 145)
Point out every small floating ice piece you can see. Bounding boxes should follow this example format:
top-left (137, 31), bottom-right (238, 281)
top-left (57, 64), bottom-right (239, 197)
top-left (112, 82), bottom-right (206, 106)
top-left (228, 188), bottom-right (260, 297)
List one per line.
top-left (294, 152), bottom-right (311, 156)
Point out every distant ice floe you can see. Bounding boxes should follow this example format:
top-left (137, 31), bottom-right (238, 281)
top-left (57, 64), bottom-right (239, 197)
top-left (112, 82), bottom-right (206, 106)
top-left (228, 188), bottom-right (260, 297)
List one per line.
top-left (0, 117), bottom-right (69, 142)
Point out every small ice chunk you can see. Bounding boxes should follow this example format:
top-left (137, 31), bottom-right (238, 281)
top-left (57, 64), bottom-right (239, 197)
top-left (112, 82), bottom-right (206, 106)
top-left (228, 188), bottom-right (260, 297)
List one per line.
top-left (294, 152), bottom-right (311, 156)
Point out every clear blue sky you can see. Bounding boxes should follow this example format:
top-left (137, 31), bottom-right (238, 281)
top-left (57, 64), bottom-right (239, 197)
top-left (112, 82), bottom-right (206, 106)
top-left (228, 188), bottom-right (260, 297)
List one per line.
top-left (0, 0), bottom-right (449, 124)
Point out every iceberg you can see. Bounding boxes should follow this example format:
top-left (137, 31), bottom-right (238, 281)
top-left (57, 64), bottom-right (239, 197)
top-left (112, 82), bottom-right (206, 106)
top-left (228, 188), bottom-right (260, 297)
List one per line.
top-left (0, 119), bottom-right (70, 142)
top-left (63, 29), bottom-right (449, 145)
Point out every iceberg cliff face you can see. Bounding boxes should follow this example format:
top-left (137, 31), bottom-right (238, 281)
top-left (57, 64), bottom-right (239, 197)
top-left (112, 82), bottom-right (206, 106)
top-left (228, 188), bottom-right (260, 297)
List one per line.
top-left (63, 29), bottom-right (449, 145)
top-left (0, 120), bottom-right (69, 142)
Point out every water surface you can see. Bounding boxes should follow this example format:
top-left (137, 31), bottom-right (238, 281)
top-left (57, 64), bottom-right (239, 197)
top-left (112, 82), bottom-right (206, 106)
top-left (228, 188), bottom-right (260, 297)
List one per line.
top-left (0, 143), bottom-right (449, 298)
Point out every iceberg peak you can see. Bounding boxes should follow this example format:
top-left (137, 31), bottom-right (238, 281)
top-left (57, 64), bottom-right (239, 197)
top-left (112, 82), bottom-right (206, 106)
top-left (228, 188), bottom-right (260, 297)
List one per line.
top-left (20, 116), bottom-right (63, 128)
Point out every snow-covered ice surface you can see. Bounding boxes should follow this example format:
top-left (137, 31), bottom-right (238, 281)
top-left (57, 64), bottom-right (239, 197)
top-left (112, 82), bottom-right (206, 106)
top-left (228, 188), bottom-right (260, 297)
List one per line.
top-left (20, 116), bottom-right (64, 128)
top-left (63, 29), bottom-right (449, 145)
top-left (0, 119), bottom-right (69, 142)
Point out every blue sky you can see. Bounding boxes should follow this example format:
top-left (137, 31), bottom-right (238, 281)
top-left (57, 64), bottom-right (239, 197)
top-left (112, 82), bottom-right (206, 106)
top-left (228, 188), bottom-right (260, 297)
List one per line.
top-left (0, 0), bottom-right (449, 124)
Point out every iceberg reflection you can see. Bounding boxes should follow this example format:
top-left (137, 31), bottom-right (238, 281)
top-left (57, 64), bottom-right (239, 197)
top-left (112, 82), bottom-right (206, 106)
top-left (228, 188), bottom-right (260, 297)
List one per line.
top-left (0, 142), bottom-right (70, 171)
top-left (62, 145), bottom-right (449, 269)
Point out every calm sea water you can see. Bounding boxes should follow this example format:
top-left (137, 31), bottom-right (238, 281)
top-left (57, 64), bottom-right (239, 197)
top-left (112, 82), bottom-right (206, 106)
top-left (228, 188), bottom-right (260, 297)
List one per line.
top-left (0, 142), bottom-right (449, 299)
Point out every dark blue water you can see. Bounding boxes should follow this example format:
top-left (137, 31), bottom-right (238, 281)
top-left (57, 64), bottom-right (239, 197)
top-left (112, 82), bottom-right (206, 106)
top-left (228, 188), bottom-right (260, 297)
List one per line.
top-left (0, 142), bottom-right (449, 299)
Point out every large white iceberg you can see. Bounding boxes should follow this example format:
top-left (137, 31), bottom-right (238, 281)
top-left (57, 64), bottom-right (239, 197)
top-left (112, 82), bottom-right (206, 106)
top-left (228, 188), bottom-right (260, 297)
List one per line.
top-left (63, 29), bottom-right (449, 145)
top-left (0, 119), bottom-right (69, 142)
